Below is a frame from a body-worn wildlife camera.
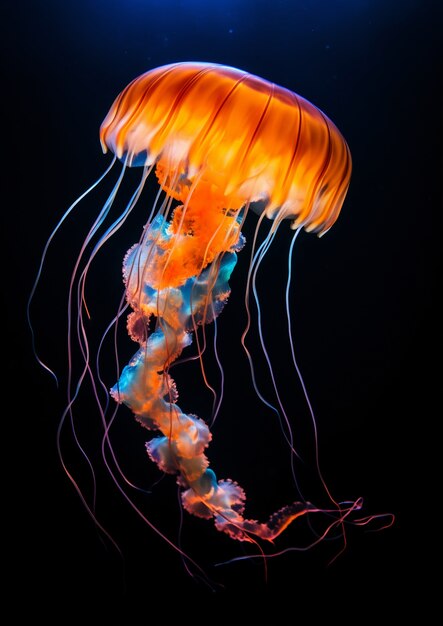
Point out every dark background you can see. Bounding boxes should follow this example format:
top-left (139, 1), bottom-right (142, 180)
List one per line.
top-left (5, 1), bottom-right (441, 624)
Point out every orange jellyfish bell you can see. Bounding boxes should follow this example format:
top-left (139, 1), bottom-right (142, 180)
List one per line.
top-left (100, 61), bottom-right (352, 234)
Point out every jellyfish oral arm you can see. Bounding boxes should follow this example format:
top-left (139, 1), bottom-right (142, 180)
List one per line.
top-left (110, 208), bottom-right (318, 542)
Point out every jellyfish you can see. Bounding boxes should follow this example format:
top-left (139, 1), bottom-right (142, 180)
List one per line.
top-left (31, 62), bottom-right (389, 568)
top-left (99, 60), bottom-right (354, 542)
